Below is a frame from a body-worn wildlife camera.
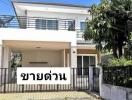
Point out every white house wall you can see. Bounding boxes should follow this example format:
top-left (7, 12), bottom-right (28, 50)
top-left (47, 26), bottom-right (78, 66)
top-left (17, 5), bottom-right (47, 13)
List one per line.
top-left (0, 28), bottom-right (76, 46)
top-left (22, 50), bottom-right (63, 67)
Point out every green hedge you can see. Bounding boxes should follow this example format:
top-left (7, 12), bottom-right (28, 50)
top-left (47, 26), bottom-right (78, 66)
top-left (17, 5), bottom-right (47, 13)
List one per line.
top-left (101, 57), bottom-right (132, 67)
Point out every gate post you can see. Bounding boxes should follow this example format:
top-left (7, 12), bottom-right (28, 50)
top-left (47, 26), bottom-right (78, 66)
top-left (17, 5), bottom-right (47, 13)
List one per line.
top-left (3, 69), bottom-right (7, 93)
top-left (89, 66), bottom-right (93, 91)
top-left (73, 68), bottom-right (75, 90)
top-left (99, 67), bottom-right (103, 96)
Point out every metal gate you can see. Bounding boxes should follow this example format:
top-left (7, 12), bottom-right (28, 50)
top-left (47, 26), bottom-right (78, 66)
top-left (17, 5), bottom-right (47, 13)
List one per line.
top-left (0, 68), bottom-right (89, 93)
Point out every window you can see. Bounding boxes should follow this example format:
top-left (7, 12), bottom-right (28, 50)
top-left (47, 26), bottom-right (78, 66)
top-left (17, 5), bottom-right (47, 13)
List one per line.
top-left (77, 55), bottom-right (96, 76)
top-left (36, 19), bottom-right (58, 30)
top-left (80, 22), bottom-right (86, 31)
top-left (67, 21), bottom-right (75, 31)
top-left (36, 19), bottom-right (46, 29)
top-left (47, 20), bottom-right (58, 30)
top-left (77, 56), bottom-right (82, 75)
top-left (83, 56), bottom-right (89, 75)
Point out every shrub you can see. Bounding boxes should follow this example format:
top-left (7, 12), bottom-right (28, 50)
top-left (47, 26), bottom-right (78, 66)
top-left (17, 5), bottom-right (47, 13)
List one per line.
top-left (107, 57), bottom-right (132, 67)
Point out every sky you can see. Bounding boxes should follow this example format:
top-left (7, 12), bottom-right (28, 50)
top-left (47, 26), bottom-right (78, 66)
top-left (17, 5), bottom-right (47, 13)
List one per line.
top-left (0, 0), bottom-right (100, 15)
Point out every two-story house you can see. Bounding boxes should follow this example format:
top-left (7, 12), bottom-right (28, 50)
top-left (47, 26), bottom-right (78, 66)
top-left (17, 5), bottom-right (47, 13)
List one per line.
top-left (0, 1), bottom-right (100, 76)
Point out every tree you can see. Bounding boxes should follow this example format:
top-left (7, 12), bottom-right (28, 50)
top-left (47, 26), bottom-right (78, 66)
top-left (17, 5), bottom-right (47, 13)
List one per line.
top-left (11, 53), bottom-right (22, 68)
top-left (84, 0), bottom-right (132, 58)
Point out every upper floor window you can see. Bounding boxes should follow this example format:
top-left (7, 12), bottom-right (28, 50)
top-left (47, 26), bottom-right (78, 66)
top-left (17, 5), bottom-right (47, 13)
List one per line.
top-left (80, 22), bottom-right (86, 31)
top-left (67, 21), bottom-right (75, 31)
top-left (36, 19), bottom-right (58, 30)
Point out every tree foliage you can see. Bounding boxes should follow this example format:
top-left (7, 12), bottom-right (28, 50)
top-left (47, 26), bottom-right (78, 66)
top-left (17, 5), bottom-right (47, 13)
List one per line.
top-left (84, 0), bottom-right (132, 58)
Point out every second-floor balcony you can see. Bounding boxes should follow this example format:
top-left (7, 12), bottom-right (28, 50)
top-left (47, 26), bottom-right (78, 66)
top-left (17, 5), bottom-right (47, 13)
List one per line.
top-left (0, 15), bottom-right (94, 44)
top-left (0, 15), bottom-right (76, 31)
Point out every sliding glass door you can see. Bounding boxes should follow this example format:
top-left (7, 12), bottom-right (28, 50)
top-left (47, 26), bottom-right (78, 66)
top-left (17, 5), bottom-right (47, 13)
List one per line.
top-left (77, 55), bottom-right (96, 75)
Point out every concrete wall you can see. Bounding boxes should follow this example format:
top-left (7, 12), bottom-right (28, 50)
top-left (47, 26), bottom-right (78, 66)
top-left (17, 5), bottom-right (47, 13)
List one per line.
top-left (100, 84), bottom-right (132, 100)
top-left (22, 50), bottom-right (63, 67)
top-left (99, 67), bottom-right (132, 100)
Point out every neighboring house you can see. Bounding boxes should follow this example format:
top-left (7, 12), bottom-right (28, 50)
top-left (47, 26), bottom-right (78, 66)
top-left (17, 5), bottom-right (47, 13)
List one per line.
top-left (0, 1), bottom-right (100, 76)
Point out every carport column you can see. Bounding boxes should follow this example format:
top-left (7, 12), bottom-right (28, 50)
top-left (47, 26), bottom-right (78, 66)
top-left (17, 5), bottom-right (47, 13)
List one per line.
top-left (0, 42), bottom-right (3, 68)
top-left (99, 67), bottom-right (103, 96)
top-left (3, 46), bottom-right (12, 83)
top-left (0, 41), bottom-right (3, 84)
top-left (70, 46), bottom-right (77, 90)
top-left (89, 66), bottom-right (94, 91)
top-left (70, 46), bottom-right (77, 68)
top-left (3, 46), bottom-right (11, 68)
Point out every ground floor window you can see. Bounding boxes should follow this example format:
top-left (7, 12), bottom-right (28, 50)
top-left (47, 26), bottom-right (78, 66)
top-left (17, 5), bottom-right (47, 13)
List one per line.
top-left (77, 55), bottom-right (96, 75)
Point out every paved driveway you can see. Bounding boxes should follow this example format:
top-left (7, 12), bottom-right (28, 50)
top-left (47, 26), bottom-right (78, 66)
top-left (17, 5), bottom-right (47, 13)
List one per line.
top-left (0, 91), bottom-right (101, 100)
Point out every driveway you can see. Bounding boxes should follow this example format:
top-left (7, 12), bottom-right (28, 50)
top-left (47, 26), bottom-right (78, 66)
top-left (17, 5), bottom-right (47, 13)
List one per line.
top-left (0, 91), bottom-right (101, 100)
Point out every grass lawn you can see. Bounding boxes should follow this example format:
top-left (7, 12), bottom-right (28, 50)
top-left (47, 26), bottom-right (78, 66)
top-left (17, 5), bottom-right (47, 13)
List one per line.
top-left (0, 91), bottom-right (101, 100)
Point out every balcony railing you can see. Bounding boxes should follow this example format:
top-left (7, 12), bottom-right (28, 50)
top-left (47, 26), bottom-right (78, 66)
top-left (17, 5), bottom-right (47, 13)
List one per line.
top-left (0, 15), bottom-right (91, 41)
top-left (0, 15), bottom-right (75, 31)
